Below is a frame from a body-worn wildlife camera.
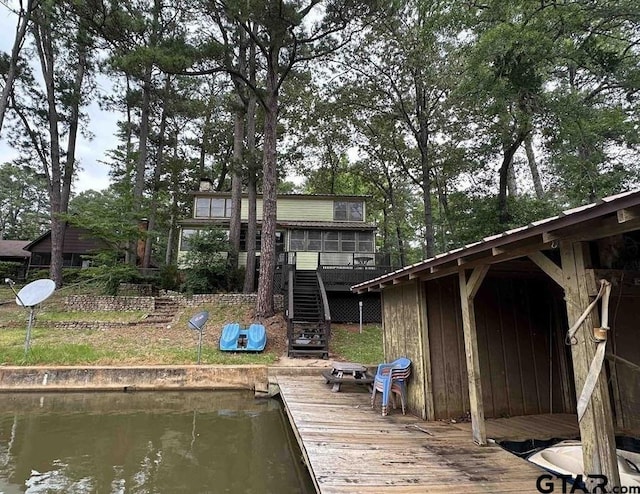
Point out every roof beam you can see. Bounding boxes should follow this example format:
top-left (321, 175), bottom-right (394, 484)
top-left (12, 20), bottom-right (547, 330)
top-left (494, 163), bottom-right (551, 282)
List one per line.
top-left (617, 207), bottom-right (640, 223)
top-left (543, 214), bottom-right (640, 243)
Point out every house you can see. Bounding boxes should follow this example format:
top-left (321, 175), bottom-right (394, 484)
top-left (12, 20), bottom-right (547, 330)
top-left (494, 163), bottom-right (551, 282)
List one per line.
top-left (24, 225), bottom-right (110, 275)
top-left (178, 182), bottom-right (393, 356)
top-left (0, 240), bottom-right (31, 280)
top-left (352, 190), bottom-right (640, 486)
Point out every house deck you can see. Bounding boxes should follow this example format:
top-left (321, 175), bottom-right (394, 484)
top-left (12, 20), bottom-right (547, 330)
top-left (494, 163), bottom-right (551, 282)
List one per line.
top-left (277, 375), bottom-right (547, 493)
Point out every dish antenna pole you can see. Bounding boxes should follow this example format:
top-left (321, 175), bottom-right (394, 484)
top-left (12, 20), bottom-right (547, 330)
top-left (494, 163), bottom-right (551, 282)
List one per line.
top-left (5, 278), bottom-right (56, 357)
top-left (188, 311), bottom-right (209, 364)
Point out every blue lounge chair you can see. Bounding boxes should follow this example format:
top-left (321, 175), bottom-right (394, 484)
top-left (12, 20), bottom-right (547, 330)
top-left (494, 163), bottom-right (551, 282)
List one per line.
top-left (371, 357), bottom-right (411, 416)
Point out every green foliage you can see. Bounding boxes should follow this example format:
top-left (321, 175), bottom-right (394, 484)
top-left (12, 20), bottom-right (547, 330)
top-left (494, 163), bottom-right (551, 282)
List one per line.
top-left (444, 192), bottom-right (560, 249)
top-left (0, 163), bottom-right (49, 240)
top-left (0, 262), bottom-right (24, 280)
top-left (181, 227), bottom-right (241, 294)
top-left (158, 264), bottom-right (181, 291)
top-left (67, 189), bottom-right (141, 256)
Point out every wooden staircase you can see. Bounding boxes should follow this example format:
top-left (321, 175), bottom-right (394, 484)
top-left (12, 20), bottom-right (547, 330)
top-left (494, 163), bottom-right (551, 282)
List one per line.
top-left (287, 270), bottom-right (331, 358)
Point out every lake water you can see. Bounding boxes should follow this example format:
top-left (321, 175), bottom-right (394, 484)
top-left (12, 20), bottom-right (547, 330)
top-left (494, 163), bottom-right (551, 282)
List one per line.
top-left (0, 391), bottom-right (315, 494)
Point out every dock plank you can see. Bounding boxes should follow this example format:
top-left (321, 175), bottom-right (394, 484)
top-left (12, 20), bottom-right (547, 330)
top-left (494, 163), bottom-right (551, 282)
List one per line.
top-left (277, 375), bottom-right (547, 494)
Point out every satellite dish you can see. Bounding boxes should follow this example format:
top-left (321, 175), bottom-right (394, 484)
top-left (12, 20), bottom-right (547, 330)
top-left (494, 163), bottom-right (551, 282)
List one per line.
top-left (4, 278), bottom-right (56, 357)
top-left (15, 279), bottom-right (56, 307)
top-left (188, 311), bottom-right (209, 332)
top-left (188, 311), bottom-right (209, 364)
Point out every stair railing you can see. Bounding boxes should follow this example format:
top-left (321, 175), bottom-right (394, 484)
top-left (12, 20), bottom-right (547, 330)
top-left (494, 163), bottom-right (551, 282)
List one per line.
top-left (316, 271), bottom-right (331, 343)
top-left (287, 268), bottom-right (295, 344)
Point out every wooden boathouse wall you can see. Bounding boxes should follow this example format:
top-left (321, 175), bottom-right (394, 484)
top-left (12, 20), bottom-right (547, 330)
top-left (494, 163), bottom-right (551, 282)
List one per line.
top-left (596, 271), bottom-right (640, 433)
top-left (473, 274), bottom-right (575, 418)
top-left (383, 268), bottom-right (577, 422)
top-left (381, 281), bottom-right (428, 419)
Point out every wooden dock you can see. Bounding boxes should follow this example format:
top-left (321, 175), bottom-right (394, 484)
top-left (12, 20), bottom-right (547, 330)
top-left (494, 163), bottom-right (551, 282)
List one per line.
top-left (277, 375), bottom-right (546, 493)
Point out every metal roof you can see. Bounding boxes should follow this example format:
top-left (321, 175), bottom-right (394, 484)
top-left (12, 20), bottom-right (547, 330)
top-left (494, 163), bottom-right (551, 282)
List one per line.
top-left (189, 191), bottom-right (371, 200)
top-left (178, 219), bottom-right (376, 230)
top-left (352, 189), bottom-right (640, 293)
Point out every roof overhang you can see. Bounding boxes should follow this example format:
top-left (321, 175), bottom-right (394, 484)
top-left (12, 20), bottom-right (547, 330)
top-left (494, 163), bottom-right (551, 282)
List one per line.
top-left (352, 190), bottom-right (640, 293)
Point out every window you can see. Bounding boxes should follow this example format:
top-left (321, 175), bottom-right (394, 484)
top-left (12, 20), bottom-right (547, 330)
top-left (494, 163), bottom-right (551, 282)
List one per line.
top-left (357, 231), bottom-right (374, 253)
top-left (180, 229), bottom-right (199, 251)
top-left (288, 229), bottom-right (375, 253)
top-left (307, 231), bottom-right (322, 251)
top-left (290, 230), bottom-right (305, 251)
top-left (323, 231), bottom-right (339, 251)
top-left (333, 201), bottom-right (363, 221)
top-left (340, 231), bottom-right (356, 252)
top-left (195, 198), bottom-right (210, 218)
top-left (240, 229), bottom-right (262, 251)
top-left (194, 197), bottom-right (232, 218)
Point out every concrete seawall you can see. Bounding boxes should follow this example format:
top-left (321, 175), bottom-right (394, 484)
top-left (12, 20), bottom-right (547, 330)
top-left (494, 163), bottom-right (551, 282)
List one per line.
top-left (0, 365), bottom-right (270, 393)
top-left (0, 365), bottom-right (328, 395)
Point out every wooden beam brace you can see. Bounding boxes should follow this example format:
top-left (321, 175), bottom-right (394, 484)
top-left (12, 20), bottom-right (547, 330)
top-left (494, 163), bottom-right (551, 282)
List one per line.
top-left (528, 251), bottom-right (566, 289)
top-left (466, 265), bottom-right (489, 300)
top-left (458, 269), bottom-right (486, 446)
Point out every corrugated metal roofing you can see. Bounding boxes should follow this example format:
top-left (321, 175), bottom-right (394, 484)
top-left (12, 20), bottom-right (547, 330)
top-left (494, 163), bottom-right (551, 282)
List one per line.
top-left (352, 189), bottom-right (640, 291)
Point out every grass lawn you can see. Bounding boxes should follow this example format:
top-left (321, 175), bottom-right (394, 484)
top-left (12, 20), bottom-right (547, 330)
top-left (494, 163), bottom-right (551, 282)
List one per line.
top-left (0, 288), bottom-right (383, 366)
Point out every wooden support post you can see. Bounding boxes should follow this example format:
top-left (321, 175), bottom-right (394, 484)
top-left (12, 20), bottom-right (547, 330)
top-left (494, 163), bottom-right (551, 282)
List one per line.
top-left (560, 241), bottom-right (620, 488)
top-left (459, 266), bottom-right (488, 445)
top-left (418, 280), bottom-right (435, 421)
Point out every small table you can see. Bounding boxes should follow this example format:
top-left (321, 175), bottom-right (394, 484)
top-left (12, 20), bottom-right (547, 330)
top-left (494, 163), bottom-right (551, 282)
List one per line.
top-left (322, 362), bottom-right (373, 392)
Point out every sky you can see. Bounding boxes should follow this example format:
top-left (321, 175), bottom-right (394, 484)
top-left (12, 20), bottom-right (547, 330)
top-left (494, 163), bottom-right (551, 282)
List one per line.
top-left (0, 3), bottom-right (118, 193)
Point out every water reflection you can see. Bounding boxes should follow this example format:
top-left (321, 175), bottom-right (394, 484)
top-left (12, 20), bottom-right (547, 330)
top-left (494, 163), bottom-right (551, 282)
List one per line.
top-left (0, 392), bottom-right (314, 494)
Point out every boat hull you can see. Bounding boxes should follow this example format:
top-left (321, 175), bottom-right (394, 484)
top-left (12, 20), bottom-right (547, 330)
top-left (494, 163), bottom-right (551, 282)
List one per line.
top-left (220, 323), bottom-right (267, 352)
top-left (528, 440), bottom-right (640, 487)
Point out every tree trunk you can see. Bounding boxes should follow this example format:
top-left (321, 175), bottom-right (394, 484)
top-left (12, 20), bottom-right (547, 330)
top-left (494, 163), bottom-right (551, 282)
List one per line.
top-left (143, 75), bottom-right (170, 269)
top-left (0, 0), bottom-right (37, 136)
top-left (384, 168), bottom-right (406, 266)
top-left (506, 154), bottom-right (518, 197)
top-left (32, 11), bottom-right (87, 286)
top-left (165, 135), bottom-right (180, 265)
top-left (243, 31), bottom-right (258, 294)
top-left (228, 108), bottom-right (244, 271)
top-left (131, 70), bottom-right (152, 266)
top-left (414, 76), bottom-right (435, 258)
top-left (498, 133), bottom-right (527, 225)
top-left (524, 134), bottom-right (544, 198)
top-left (34, 16), bottom-right (64, 286)
top-left (255, 59), bottom-right (278, 318)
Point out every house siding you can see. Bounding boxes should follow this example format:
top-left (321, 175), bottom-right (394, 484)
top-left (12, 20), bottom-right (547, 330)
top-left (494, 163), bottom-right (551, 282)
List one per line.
top-left (295, 252), bottom-right (318, 270)
top-left (276, 198), bottom-right (334, 221)
top-left (195, 195), bottom-right (361, 222)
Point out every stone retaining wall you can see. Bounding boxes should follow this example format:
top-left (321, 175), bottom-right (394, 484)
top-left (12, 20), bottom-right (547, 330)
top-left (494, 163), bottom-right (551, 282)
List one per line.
top-left (66, 295), bottom-right (155, 312)
top-left (65, 293), bottom-right (284, 312)
top-left (53, 321), bottom-right (139, 331)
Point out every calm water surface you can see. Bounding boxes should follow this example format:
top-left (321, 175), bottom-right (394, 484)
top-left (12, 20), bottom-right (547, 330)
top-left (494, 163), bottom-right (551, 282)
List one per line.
top-left (0, 391), bottom-right (314, 494)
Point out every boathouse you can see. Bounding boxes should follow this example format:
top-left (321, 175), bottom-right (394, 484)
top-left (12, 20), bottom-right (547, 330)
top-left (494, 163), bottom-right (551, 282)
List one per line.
top-left (352, 190), bottom-right (640, 486)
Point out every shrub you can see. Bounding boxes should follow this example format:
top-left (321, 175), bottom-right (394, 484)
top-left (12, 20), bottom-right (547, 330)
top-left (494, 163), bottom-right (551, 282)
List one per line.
top-left (0, 261), bottom-right (24, 281)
